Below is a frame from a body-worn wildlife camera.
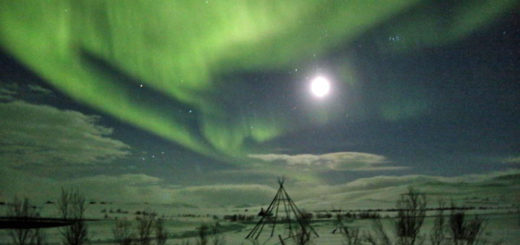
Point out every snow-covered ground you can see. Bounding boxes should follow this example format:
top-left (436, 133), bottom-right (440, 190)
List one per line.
top-left (2, 172), bottom-right (519, 244)
top-left (1, 213), bottom-right (518, 244)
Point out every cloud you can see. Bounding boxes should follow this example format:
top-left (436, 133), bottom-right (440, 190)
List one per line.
top-left (0, 86), bottom-right (16, 100)
top-left (319, 169), bottom-right (520, 194)
top-left (0, 169), bottom-right (170, 204)
top-left (503, 156), bottom-right (520, 164)
top-left (172, 185), bottom-right (277, 207)
top-left (27, 84), bottom-right (54, 95)
top-left (287, 169), bottom-right (520, 210)
top-left (0, 83), bottom-right (54, 101)
top-left (0, 169), bottom-right (276, 207)
top-left (65, 174), bottom-right (176, 203)
top-left (0, 100), bottom-right (130, 167)
top-left (248, 152), bottom-right (406, 171)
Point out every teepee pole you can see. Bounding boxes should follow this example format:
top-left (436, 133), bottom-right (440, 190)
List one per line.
top-left (245, 178), bottom-right (319, 241)
top-left (283, 187), bottom-right (319, 237)
top-left (246, 186), bottom-right (282, 239)
top-left (282, 191), bottom-right (293, 238)
top-left (270, 190), bottom-right (282, 237)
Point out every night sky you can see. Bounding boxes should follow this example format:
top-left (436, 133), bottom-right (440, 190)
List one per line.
top-left (1, 0), bottom-right (519, 205)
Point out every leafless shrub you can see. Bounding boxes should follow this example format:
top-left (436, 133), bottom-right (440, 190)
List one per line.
top-left (359, 189), bottom-right (502, 245)
top-left (430, 199), bottom-right (447, 245)
top-left (362, 188), bottom-right (425, 245)
top-left (6, 196), bottom-right (46, 245)
top-left (58, 188), bottom-right (88, 245)
top-left (448, 205), bottom-right (485, 245)
top-left (333, 214), bottom-right (361, 245)
top-left (210, 223), bottom-right (225, 245)
top-left (363, 230), bottom-right (378, 245)
top-left (194, 223), bottom-right (226, 245)
top-left (31, 228), bottom-right (46, 245)
top-left (212, 235), bottom-right (225, 245)
top-left (113, 219), bottom-right (134, 245)
top-left (341, 225), bottom-right (361, 245)
top-left (155, 218), bottom-right (169, 245)
top-left (196, 224), bottom-right (209, 245)
top-left (136, 212), bottom-right (155, 245)
top-left (394, 187), bottom-right (426, 245)
top-left (516, 205), bottom-right (520, 227)
top-left (371, 218), bottom-right (392, 245)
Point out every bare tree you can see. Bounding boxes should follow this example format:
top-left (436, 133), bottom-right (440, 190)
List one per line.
top-left (363, 188), bottom-right (425, 245)
top-left (57, 188), bottom-right (88, 245)
top-left (394, 187), bottom-right (426, 245)
top-left (155, 218), bottom-right (169, 245)
top-left (6, 196), bottom-right (43, 245)
top-left (136, 212), bottom-right (155, 245)
top-left (113, 219), bottom-right (134, 245)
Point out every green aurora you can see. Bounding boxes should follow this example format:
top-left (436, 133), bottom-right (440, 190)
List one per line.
top-left (0, 0), bottom-right (516, 162)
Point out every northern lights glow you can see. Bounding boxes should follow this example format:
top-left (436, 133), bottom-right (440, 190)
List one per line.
top-left (0, 0), bottom-right (517, 162)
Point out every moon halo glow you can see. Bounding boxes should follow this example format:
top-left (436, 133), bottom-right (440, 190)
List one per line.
top-left (310, 76), bottom-right (331, 98)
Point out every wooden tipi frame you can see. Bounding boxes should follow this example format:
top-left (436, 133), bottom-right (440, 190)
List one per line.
top-left (245, 177), bottom-right (319, 242)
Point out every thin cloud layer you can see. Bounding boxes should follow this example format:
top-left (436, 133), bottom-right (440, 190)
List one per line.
top-left (249, 152), bottom-right (406, 171)
top-left (2, 169), bottom-right (519, 209)
top-left (27, 84), bottom-right (54, 95)
top-left (503, 156), bottom-right (520, 164)
top-left (0, 169), bottom-right (277, 207)
top-left (172, 185), bottom-right (277, 208)
top-left (0, 86), bottom-right (16, 100)
top-left (0, 100), bottom-right (130, 167)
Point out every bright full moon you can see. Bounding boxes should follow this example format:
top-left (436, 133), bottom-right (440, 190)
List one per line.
top-left (310, 76), bottom-right (330, 98)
